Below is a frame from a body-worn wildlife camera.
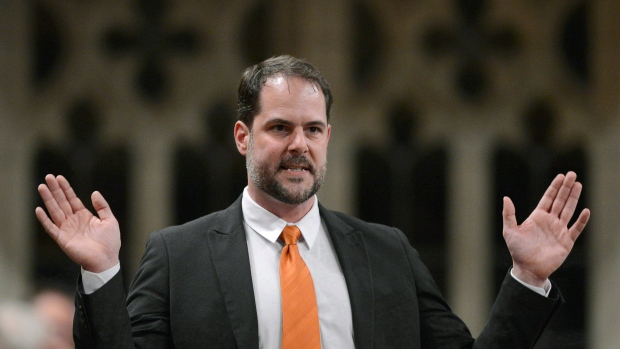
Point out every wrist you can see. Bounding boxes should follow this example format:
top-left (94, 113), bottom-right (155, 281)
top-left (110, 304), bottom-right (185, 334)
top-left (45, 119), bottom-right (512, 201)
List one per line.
top-left (83, 258), bottom-right (120, 274)
top-left (511, 265), bottom-right (547, 288)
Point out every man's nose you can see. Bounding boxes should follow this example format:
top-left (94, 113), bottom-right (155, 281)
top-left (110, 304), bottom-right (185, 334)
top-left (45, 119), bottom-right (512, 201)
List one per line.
top-left (288, 128), bottom-right (309, 155)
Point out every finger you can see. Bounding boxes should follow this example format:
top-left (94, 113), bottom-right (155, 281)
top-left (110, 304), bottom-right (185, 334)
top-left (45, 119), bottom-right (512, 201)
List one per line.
top-left (536, 174), bottom-right (565, 212)
top-left (559, 181), bottom-right (582, 226)
top-left (57, 175), bottom-right (86, 212)
top-left (35, 206), bottom-right (61, 242)
top-left (92, 191), bottom-right (115, 221)
top-left (38, 182), bottom-right (66, 224)
top-left (45, 174), bottom-right (73, 217)
top-left (502, 196), bottom-right (518, 232)
top-left (568, 208), bottom-right (590, 241)
top-left (550, 172), bottom-right (577, 217)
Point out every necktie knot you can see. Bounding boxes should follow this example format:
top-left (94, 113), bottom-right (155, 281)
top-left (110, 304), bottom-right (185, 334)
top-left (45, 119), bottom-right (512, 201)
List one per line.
top-left (280, 225), bottom-right (301, 246)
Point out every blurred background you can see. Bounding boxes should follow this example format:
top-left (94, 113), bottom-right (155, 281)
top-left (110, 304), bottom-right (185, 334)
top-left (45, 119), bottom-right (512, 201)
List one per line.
top-left (1, 0), bottom-right (619, 348)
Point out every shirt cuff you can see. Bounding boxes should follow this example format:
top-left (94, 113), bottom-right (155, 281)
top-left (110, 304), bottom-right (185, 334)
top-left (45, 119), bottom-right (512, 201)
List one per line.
top-left (81, 263), bottom-right (121, 295)
top-left (510, 269), bottom-right (551, 297)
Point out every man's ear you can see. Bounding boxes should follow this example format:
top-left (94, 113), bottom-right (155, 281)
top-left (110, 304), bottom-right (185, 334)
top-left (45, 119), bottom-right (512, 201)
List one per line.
top-left (326, 123), bottom-right (331, 144)
top-left (234, 121), bottom-right (250, 155)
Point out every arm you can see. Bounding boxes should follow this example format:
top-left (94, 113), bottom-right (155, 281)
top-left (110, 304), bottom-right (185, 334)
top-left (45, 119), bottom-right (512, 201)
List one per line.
top-left (399, 232), bottom-right (562, 349)
top-left (35, 175), bottom-right (134, 347)
top-left (410, 172), bottom-right (589, 348)
top-left (37, 175), bottom-right (174, 348)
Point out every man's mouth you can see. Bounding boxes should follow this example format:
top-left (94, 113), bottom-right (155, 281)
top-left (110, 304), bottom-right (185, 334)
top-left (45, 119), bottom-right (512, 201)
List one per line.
top-left (280, 157), bottom-right (313, 173)
top-left (281, 165), bottom-right (309, 172)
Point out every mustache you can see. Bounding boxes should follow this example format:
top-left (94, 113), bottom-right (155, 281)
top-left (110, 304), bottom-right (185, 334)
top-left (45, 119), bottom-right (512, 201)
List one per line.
top-left (279, 155), bottom-right (315, 173)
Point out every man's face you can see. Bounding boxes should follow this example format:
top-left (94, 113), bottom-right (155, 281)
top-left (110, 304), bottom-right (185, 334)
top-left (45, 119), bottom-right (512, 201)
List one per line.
top-left (235, 75), bottom-right (331, 206)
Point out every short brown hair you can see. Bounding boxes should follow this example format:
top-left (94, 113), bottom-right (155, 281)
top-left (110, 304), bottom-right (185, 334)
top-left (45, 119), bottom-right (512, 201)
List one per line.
top-left (237, 55), bottom-right (333, 128)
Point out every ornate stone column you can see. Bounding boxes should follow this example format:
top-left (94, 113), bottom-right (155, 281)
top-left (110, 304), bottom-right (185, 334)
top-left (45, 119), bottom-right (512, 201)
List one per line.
top-left (589, 0), bottom-right (620, 347)
top-left (447, 131), bottom-right (493, 336)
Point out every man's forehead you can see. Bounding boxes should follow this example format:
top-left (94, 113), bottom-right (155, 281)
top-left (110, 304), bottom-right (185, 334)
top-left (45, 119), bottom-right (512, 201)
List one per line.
top-left (265, 74), bottom-right (286, 86)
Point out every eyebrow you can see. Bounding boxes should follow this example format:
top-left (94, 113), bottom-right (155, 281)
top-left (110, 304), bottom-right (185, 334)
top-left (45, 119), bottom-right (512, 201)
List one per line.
top-left (266, 118), bottom-right (327, 128)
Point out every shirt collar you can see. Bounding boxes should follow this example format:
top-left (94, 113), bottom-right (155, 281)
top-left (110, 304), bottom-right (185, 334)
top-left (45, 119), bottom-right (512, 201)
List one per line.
top-left (241, 187), bottom-right (321, 249)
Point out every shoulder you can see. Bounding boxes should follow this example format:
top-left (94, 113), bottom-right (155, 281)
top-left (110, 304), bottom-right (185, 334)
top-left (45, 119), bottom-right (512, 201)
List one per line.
top-left (320, 206), bottom-right (411, 251)
top-left (149, 196), bottom-right (244, 245)
top-left (328, 209), bottom-right (396, 234)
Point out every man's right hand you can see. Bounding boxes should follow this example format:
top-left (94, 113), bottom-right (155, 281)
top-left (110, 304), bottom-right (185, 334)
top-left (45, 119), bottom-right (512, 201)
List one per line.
top-left (35, 174), bottom-right (121, 273)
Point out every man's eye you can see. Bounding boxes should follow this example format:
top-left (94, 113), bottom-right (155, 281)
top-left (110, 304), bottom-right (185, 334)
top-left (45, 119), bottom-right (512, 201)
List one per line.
top-left (308, 127), bottom-right (320, 133)
top-left (274, 125), bottom-right (286, 132)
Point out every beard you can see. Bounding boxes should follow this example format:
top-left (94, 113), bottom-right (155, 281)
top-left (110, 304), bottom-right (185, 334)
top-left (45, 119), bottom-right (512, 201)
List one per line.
top-left (246, 134), bottom-right (327, 205)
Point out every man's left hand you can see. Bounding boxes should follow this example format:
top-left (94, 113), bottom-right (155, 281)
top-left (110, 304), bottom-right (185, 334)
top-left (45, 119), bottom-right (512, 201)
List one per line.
top-left (502, 171), bottom-right (590, 288)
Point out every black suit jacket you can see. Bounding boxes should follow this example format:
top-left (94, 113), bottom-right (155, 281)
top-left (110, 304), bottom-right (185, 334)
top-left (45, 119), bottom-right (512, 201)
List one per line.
top-left (74, 197), bottom-right (562, 348)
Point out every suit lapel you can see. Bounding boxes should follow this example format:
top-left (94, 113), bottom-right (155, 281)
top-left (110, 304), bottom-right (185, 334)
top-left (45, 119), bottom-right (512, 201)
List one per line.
top-left (320, 205), bottom-right (374, 349)
top-left (208, 198), bottom-right (259, 349)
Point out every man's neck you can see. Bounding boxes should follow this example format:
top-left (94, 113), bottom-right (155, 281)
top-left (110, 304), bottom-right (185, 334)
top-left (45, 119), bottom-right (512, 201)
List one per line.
top-left (247, 187), bottom-right (315, 223)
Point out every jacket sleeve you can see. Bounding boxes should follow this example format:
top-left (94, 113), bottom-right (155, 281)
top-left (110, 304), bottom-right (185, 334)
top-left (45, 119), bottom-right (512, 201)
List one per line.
top-left (73, 231), bottom-right (173, 349)
top-left (74, 270), bottom-right (134, 349)
top-left (396, 228), bottom-right (563, 349)
top-left (474, 271), bottom-right (563, 348)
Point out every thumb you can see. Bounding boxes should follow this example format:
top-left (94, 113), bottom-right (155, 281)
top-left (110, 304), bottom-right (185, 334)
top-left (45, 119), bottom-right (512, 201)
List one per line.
top-left (502, 196), bottom-right (517, 231)
top-left (91, 191), bottom-right (115, 221)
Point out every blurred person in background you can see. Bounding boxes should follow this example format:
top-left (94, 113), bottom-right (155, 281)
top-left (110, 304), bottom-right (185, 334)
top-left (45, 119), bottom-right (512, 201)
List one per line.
top-left (0, 301), bottom-right (48, 349)
top-left (32, 290), bottom-right (74, 349)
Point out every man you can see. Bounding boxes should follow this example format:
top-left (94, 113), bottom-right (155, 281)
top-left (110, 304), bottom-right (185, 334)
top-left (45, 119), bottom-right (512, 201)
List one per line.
top-left (35, 55), bottom-right (590, 348)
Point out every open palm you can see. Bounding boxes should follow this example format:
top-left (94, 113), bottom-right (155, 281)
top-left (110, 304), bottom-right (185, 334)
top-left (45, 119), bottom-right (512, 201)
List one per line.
top-left (502, 172), bottom-right (590, 286)
top-left (35, 174), bottom-right (121, 273)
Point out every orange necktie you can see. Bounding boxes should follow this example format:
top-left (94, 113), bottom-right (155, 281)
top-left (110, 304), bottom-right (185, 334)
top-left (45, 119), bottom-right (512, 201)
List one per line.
top-left (279, 225), bottom-right (321, 349)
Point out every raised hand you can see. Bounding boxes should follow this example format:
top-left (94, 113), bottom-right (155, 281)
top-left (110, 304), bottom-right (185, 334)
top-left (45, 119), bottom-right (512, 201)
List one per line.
top-left (502, 171), bottom-right (590, 287)
top-left (35, 174), bottom-right (121, 273)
